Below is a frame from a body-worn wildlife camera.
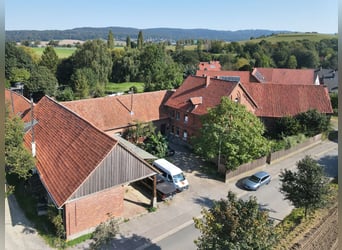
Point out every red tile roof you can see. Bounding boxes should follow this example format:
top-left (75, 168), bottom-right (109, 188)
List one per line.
top-left (23, 96), bottom-right (119, 207)
top-left (242, 83), bottom-right (333, 117)
top-left (196, 70), bottom-right (253, 84)
top-left (164, 76), bottom-right (238, 115)
top-left (62, 91), bottom-right (172, 132)
top-left (251, 68), bottom-right (317, 85)
top-left (5, 89), bottom-right (32, 117)
top-left (198, 61), bottom-right (222, 71)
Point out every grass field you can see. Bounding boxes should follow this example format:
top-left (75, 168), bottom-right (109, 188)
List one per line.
top-left (31, 47), bottom-right (76, 58)
top-left (105, 82), bottom-right (145, 94)
top-left (239, 32), bottom-right (337, 44)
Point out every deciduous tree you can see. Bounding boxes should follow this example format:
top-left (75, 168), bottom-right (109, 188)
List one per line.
top-left (71, 39), bottom-right (113, 86)
top-left (279, 155), bottom-right (329, 218)
top-left (194, 191), bottom-right (278, 250)
top-left (5, 104), bottom-right (35, 180)
top-left (193, 97), bottom-right (270, 170)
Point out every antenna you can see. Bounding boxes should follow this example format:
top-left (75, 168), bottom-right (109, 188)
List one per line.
top-left (130, 87), bottom-right (134, 116)
top-left (30, 94), bottom-right (36, 157)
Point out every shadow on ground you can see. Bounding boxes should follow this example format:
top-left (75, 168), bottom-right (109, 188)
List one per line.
top-left (235, 177), bottom-right (249, 190)
top-left (328, 130), bottom-right (338, 143)
top-left (193, 196), bottom-right (214, 208)
top-left (317, 154), bottom-right (338, 178)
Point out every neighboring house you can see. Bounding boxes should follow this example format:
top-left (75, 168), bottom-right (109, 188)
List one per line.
top-left (196, 69), bottom-right (254, 83)
top-left (164, 75), bottom-right (333, 144)
top-left (251, 67), bottom-right (320, 85)
top-left (62, 90), bottom-right (173, 137)
top-left (5, 89), bottom-right (32, 117)
top-left (198, 61), bottom-right (222, 71)
top-left (21, 96), bottom-right (157, 240)
top-left (164, 75), bottom-right (258, 144)
top-left (242, 82), bottom-right (333, 128)
top-left (315, 68), bottom-right (338, 93)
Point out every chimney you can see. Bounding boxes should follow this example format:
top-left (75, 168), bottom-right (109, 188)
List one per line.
top-left (205, 75), bottom-right (210, 87)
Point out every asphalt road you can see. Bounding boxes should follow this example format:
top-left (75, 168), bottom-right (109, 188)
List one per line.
top-left (143, 140), bottom-right (338, 249)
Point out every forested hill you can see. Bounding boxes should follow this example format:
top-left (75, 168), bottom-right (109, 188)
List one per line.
top-left (5, 26), bottom-right (292, 42)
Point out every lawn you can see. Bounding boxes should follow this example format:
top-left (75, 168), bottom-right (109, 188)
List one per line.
top-left (31, 47), bottom-right (76, 58)
top-left (105, 82), bottom-right (145, 94)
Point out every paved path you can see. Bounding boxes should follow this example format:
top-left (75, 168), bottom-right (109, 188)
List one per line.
top-left (5, 194), bottom-right (53, 250)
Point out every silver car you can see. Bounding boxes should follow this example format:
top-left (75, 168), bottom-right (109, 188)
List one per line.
top-left (243, 171), bottom-right (271, 191)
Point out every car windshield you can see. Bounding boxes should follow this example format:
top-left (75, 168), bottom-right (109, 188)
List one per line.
top-left (249, 175), bottom-right (261, 183)
top-left (173, 173), bottom-right (185, 182)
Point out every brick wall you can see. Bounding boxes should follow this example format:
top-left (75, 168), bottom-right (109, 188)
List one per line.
top-left (64, 185), bottom-right (124, 239)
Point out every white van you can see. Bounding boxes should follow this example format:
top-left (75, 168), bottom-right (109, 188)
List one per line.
top-left (153, 158), bottom-right (189, 191)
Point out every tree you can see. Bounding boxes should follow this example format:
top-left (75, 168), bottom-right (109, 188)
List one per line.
top-left (279, 155), bottom-right (329, 218)
top-left (295, 109), bottom-right (330, 137)
top-left (107, 30), bottom-right (115, 49)
top-left (26, 65), bottom-right (58, 101)
top-left (139, 44), bottom-right (183, 91)
top-left (193, 97), bottom-right (270, 171)
top-left (137, 30), bottom-right (144, 50)
top-left (5, 104), bottom-right (35, 180)
top-left (71, 39), bottom-right (113, 86)
top-left (70, 67), bottom-right (97, 99)
top-left (39, 46), bottom-right (59, 74)
top-left (286, 55), bottom-right (297, 69)
top-left (194, 191), bottom-right (278, 250)
top-left (5, 42), bottom-right (34, 79)
top-left (8, 67), bottom-right (30, 83)
top-left (140, 132), bottom-right (168, 158)
top-left (126, 36), bottom-right (131, 48)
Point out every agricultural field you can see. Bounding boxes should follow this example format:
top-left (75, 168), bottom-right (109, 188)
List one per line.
top-left (239, 32), bottom-right (337, 44)
top-left (31, 47), bottom-right (77, 58)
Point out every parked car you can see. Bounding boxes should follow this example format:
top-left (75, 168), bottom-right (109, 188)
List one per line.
top-left (243, 171), bottom-right (271, 191)
top-left (139, 174), bottom-right (177, 201)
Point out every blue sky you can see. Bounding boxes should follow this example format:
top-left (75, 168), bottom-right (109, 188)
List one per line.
top-left (5, 0), bottom-right (338, 33)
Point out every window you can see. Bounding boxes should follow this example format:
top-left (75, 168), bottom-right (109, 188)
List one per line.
top-left (176, 111), bottom-right (180, 120)
top-left (176, 127), bottom-right (180, 137)
top-left (170, 110), bottom-right (175, 118)
top-left (183, 130), bottom-right (188, 141)
top-left (184, 114), bottom-right (188, 123)
top-left (171, 125), bottom-right (174, 134)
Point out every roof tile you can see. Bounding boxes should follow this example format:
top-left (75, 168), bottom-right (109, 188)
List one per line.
top-left (62, 91), bottom-right (172, 131)
top-left (23, 96), bottom-right (118, 207)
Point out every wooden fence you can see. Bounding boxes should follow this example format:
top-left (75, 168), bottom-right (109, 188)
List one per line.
top-left (223, 134), bottom-right (323, 183)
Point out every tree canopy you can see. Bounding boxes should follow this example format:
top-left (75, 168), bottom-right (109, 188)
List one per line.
top-left (5, 104), bottom-right (35, 180)
top-left (193, 97), bottom-right (270, 170)
top-left (71, 39), bottom-right (113, 86)
top-left (279, 155), bottom-right (330, 218)
top-left (39, 46), bottom-right (59, 74)
top-left (194, 191), bottom-right (278, 250)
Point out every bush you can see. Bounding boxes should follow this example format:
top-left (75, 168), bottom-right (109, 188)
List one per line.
top-left (91, 216), bottom-right (119, 250)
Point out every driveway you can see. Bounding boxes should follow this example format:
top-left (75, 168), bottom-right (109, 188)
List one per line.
top-left (5, 194), bottom-right (53, 250)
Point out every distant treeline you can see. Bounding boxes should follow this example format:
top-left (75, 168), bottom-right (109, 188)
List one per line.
top-left (5, 27), bottom-right (291, 42)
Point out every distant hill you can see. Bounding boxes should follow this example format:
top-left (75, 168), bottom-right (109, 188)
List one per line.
top-left (5, 26), bottom-right (293, 42)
